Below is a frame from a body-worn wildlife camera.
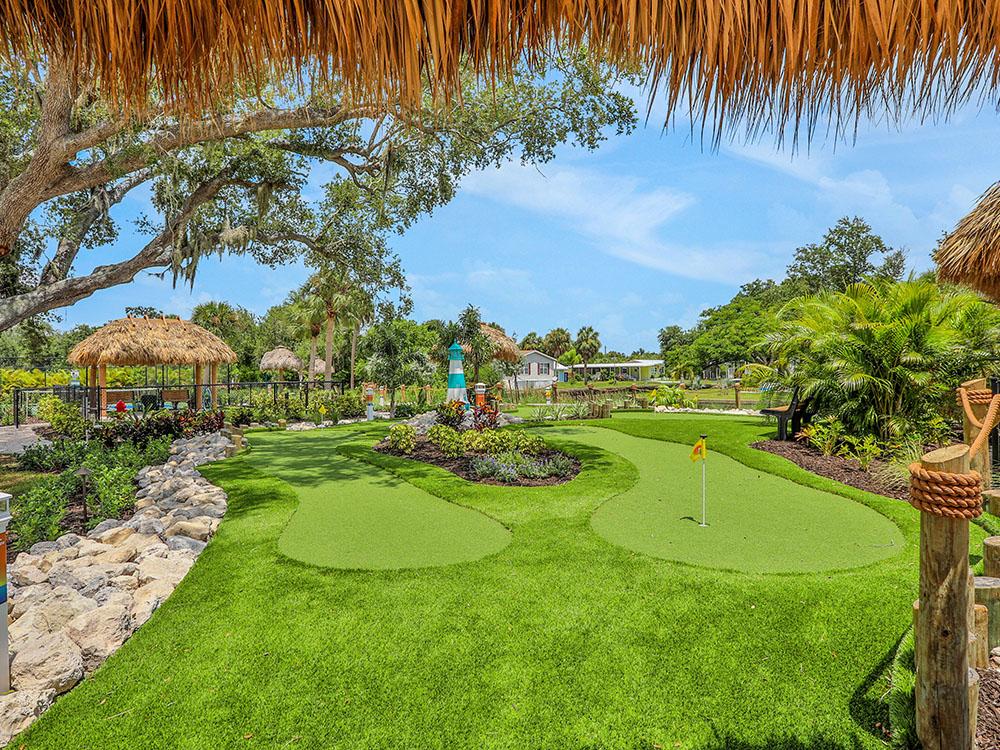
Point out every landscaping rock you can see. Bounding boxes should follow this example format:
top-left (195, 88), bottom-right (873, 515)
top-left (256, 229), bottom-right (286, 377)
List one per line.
top-left (9, 564), bottom-right (48, 587)
top-left (9, 586), bottom-right (96, 640)
top-left (130, 579), bottom-right (175, 628)
top-left (65, 604), bottom-right (133, 673)
top-left (164, 518), bottom-right (213, 541)
top-left (28, 541), bottom-right (59, 556)
top-left (137, 554), bottom-right (192, 587)
top-left (87, 518), bottom-right (124, 539)
top-left (96, 525), bottom-right (135, 546)
top-left (166, 535), bottom-right (207, 554)
top-left (54, 533), bottom-right (82, 549)
top-left (11, 631), bottom-right (83, 694)
top-left (0, 689), bottom-right (55, 746)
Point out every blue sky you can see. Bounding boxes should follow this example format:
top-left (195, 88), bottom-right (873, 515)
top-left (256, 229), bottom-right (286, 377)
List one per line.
top-left (55, 95), bottom-right (1000, 354)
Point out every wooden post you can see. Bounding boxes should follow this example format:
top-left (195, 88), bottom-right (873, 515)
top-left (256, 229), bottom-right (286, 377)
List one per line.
top-left (983, 490), bottom-right (1000, 518)
top-left (916, 444), bottom-right (974, 750)
top-left (975, 576), bottom-right (1000, 650)
top-left (985, 537), bottom-right (1000, 577)
top-left (98, 364), bottom-right (107, 419)
top-left (961, 377), bottom-right (991, 489)
top-left (974, 604), bottom-right (989, 669)
top-left (734, 383), bottom-right (741, 410)
top-left (194, 364), bottom-right (203, 411)
top-left (210, 363), bottom-right (218, 411)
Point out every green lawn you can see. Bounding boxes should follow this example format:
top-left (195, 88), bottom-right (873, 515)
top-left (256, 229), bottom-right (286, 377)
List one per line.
top-left (18, 415), bottom-right (932, 748)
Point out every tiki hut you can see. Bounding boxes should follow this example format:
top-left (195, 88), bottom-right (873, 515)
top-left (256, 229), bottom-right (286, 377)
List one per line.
top-left (260, 347), bottom-right (303, 375)
top-left (4, 1), bottom-right (1000, 140)
top-left (473, 324), bottom-right (520, 364)
top-left (68, 317), bottom-right (236, 414)
top-left (937, 183), bottom-right (1000, 300)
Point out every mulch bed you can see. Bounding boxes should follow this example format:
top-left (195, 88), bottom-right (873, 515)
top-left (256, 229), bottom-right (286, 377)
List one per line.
top-left (753, 439), bottom-right (909, 501)
top-left (978, 669), bottom-right (1000, 749)
top-left (374, 438), bottom-right (580, 487)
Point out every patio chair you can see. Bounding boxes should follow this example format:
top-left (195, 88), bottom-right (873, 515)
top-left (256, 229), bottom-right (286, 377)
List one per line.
top-left (759, 386), bottom-right (814, 441)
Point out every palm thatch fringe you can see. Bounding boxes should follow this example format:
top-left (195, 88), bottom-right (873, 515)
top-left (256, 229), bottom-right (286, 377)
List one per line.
top-left (937, 182), bottom-right (1000, 301)
top-left (68, 317), bottom-right (237, 366)
top-left (4, 1), bottom-right (1000, 138)
top-left (259, 346), bottom-right (303, 372)
top-left (475, 323), bottom-right (520, 364)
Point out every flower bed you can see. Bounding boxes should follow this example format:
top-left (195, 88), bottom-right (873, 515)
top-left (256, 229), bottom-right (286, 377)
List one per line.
top-left (375, 424), bottom-right (579, 487)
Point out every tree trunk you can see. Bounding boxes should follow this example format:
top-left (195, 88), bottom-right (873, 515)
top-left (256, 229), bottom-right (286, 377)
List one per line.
top-left (308, 335), bottom-right (318, 381)
top-left (324, 313), bottom-right (335, 389)
top-left (350, 323), bottom-right (358, 390)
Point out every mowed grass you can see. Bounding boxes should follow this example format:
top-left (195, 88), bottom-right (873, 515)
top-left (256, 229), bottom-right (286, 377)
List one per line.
top-left (18, 416), bottom-right (930, 749)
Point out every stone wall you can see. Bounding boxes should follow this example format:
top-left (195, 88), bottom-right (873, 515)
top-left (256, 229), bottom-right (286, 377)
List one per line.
top-left (0, 431), bottom-right (233, 745)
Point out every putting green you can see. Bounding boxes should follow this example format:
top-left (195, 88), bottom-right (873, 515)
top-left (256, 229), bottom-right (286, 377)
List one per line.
top-left (556, 425), bottom-right (904, 573)
top-left (244, 428), bottom-right (510, 569)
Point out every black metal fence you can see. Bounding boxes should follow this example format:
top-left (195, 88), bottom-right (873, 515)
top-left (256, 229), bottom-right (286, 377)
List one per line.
top-left (11, 380), bottom-right (347, 427)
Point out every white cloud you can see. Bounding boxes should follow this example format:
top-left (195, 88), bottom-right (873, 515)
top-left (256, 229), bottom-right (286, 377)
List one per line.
top-left (462, 162), bottom-right (780, 284)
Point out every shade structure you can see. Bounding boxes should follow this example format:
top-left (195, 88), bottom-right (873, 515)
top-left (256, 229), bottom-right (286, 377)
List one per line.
top-left (68, 317), bottom-right (236, 367)
top-left (259, 347), bottom-right (303, 372)
top-left (468, 324), bottom-right (520, 364)
top-left (4, 1), bottom-right (1000, 139)
top-left (937, 182), bottom-right (1000, 301)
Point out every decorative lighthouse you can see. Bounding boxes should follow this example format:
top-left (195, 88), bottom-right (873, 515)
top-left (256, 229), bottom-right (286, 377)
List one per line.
top-left (446, 341), bottom-right (470, 408)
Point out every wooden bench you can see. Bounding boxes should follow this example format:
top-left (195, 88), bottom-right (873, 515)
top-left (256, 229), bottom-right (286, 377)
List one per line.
top-left (105, 390), bottom-right (135, 412)
top-left (162, 388), bottom-right (192, 409)
top-left (759, 386), bottom-right (814, 440)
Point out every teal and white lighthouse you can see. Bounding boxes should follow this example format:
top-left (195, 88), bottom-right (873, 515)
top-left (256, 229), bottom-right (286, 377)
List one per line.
top-left (446, 341), bottom-right (469, 407)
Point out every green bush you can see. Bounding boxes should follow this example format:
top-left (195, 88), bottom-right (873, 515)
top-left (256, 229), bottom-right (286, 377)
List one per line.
top-left (393, 403), bottom-right (418, 419)
top-left (462, 429), bottom-right (545, 456)
top-left (650, 386), bottom-right (697, 409)
top-left (838, 434), bottom-right (883, 470)
top-left (796, 416), bottom-right (845, 456)
top-left (435, 401), bottom-right (466, 429)
top-left (427, 424), bottom-right (464, 458)
top-left (333, 391), bottom-right (365, 419)
top-left (12, 474), bottom-right (74, 550)
top-left (37, 396), bottom-right (87, 439)
top-left (89, 465), bottom-right (135, 522)
top-left (19, 440), bottom-right (88, 472)
top-left (388, 424), bottom-right (417, 454)
top-left (470, 450), bottom-right (574, 483)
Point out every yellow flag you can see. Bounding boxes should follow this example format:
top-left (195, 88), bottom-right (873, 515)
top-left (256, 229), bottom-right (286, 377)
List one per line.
top-left (690, 437), bottom-right (707, 462)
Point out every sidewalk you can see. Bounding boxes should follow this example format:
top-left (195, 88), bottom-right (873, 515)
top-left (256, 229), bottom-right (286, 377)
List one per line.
top-left (0, 425), bottom-right (50, 454)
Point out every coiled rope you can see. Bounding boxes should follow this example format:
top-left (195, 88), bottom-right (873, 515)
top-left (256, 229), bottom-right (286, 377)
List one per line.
top-left (909, 464), bottom-right (983, 518)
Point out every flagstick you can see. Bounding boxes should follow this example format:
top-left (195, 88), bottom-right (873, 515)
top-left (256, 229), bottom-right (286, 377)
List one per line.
top-left (699, 433), bottom-right (708, 527)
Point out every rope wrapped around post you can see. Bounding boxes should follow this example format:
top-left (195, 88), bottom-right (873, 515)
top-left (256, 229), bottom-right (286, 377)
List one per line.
top-left (909, 464), bottom-right (983, 518)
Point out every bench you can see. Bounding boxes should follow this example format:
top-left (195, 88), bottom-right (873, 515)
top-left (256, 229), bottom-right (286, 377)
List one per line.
top-left (105, 390), bottom-right (135, 412)
top-left (162, 388), bottom-right (192, 410)
top-left (759, 386), bottom-right (814, 441)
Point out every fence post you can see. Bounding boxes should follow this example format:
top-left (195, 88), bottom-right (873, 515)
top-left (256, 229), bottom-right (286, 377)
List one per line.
top-left (12, 388), bottom-right (19, 428)
top-left (912, 444), bottom-right (978, 749)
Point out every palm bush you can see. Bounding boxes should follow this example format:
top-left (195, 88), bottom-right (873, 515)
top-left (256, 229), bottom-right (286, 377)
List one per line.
top-left (765, 279), bottom-right (1000, 442)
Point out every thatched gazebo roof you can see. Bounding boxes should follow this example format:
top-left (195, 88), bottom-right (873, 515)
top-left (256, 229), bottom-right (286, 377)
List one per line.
top-left (937, 183), bottom-right (1000, 300)
top-left (260, 347), bottom-right (303, 372)
top-left (470, 324), bottom-right (519, 364)
top-left (68, 317), bottom-right (237, 367)
top-left (4, 2), bottom-right (1000, 137)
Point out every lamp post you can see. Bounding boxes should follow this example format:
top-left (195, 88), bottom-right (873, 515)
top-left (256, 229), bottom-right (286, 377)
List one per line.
top-left (365, 384), bottom-right (375, 421)
top-left (0, 492), bottom-right (11, 693)
top-left (74, 466), bottom-right (92, 526)
top-left (475, 382), bottom-right (486, 409)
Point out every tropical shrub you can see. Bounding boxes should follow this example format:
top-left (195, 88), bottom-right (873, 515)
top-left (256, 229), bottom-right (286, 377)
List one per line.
top-left (427, 424), bottom-right (464, 458)
top-left (795, 417), bottom-right (845, 457)
top-left (333, 391), bottom-right (365, 419)
top-left (19, 440), bottom-right (89, 472)
top-left (470, 450), bottom-right (574, 483)
top-left (37, 396), bottom-right (87, 439)
top-left (387, 424), bottom-right (417, 454)
top-left (435, 400), bottom-right (466, 430)
top-left (89, 465), bottom-right (135, 522)
top-left (472, 405), bottom-right (500, 431)
top-left (766, 278), bottom-right (1000, 443)
top-left (838, 434), bottom-right (883, 470)
top-left (12, 473), bottom-right (74, 550)
top-left (650, 386), bottom-right (697, 409)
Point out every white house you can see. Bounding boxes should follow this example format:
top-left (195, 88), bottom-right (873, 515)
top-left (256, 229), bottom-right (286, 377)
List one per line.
top-left (503, 350), bottom-right (559, 391)
top-left (558, 359), bottom-right (665, 381)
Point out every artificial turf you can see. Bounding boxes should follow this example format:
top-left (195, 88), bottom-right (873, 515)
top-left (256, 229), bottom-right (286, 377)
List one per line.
top-left (577, 424), bottom-right (903, 573)
top-left (244, 429), bottom-right (510, 569)
top-left (16, 415), bottom-right (935, 749)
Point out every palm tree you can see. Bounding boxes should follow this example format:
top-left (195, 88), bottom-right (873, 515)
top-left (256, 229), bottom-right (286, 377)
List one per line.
top-left (306, 267), bottom-right (356, 388)
top-left (575, 326), bottom-right (601, 382)
top-left (543, 327), bottom-right (572, 358)
top-left (344, 287), bottom-right (375, 390)
top-left (765, 278), bottom-right (1000, 441)
top-left (292, 296), bottom-right (325, 380)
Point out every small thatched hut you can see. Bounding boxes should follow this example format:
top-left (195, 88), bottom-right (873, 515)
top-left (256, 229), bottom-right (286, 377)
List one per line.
top-left (68, 317), bottom-right (236, 413)
top-left (476, 324), bottom-right (520, 364)
top-left (937, 182), bottom-right (1000, 300)
top-left (260, 347), bottom-right (303, 374)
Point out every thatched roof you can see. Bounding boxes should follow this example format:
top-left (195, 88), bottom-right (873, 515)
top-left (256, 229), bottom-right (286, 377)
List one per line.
top-left (467, 324), bottom-right (519, 364)
top-left (68, 317), bottom-right (237, 367)
top-left (937, 183), bottom-right (1000, 300)
top-left (4, 2), bottom-right (1000, 136)
top-left (260, 346), bottom-right (303, 372)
